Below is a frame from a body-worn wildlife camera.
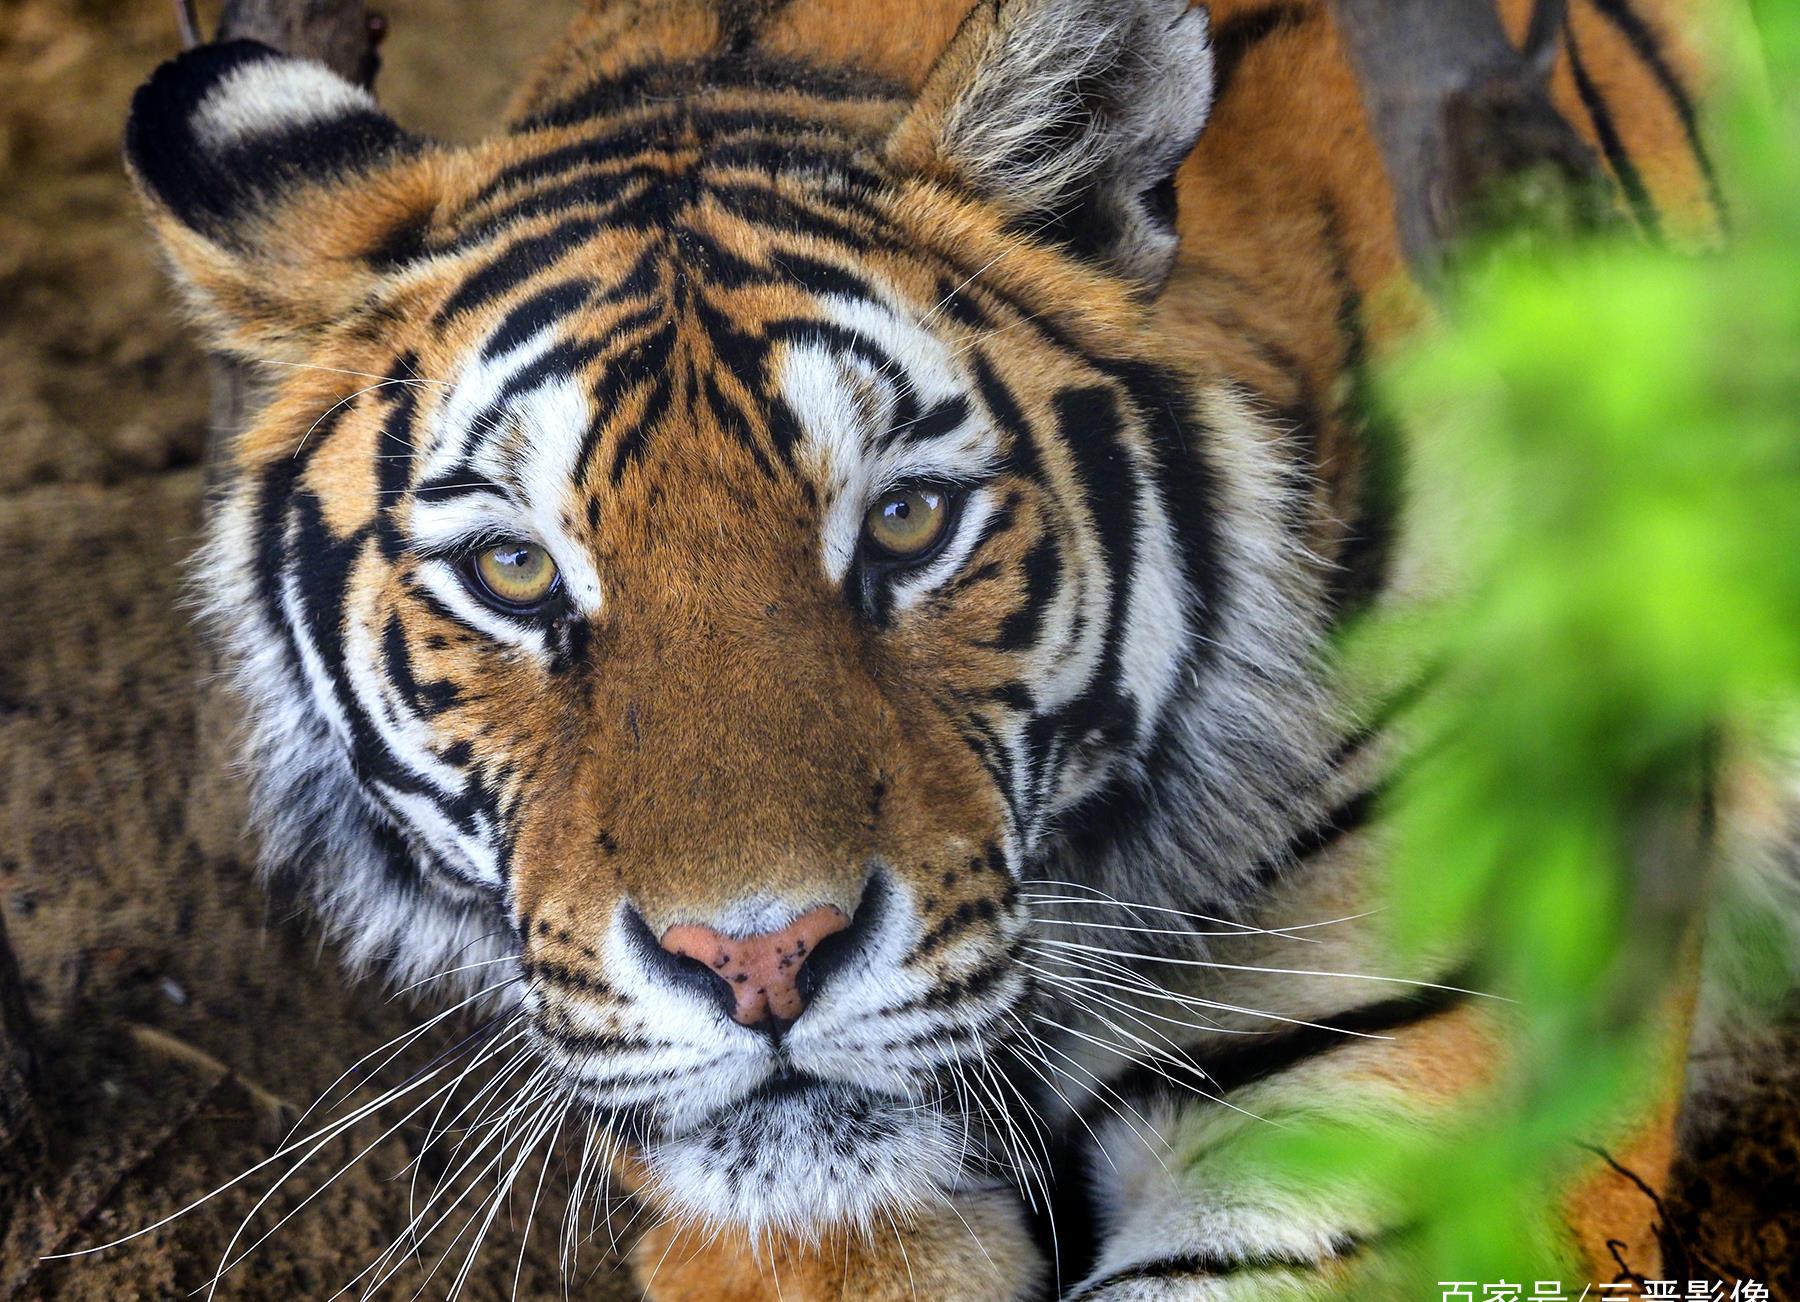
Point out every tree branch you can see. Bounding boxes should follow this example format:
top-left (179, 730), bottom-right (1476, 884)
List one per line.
top-left (212, 0), bottom-right (381, 85)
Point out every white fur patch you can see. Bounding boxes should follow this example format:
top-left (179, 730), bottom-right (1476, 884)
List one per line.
top-left (779, 291), bottom-right (1001, 588)
top-left (935, 0), bottom-right (1213, 244)
top-left (191, 58), bottom-right (378, 149)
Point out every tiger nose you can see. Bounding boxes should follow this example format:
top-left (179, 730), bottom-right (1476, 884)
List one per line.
top-left (659, 906), bottom-right (851, 1027)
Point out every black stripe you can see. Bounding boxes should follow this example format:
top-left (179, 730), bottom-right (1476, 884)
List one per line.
top-left (495, 338), bottom-right (609, 406)
top-left (482, 279), bottom-right (597, 358)
top-left (1316, 199), bottom-right (1402, 619)
top-left (1276, 787), bottom-right (1376, 868)
top-left (447, 171), bottom-right (667, 253)
top-left (702, 373), bottom-right (781, 483)
top-left (1565, 16), bottom-right (1662, 239)
top-left (706, 133), bottom-right (887, 191)
top-left (1324, 666), bottom-right (1442, 771)
top-left (466, 112), bottom-right (877, 215)
top-left (1046, 385), bottom-right (1141, 750)
top-left (890, 395), bottom-right (971, 448)
top-left (909, 897), bottom-right (1003, 963)
top-left (1069, 1238), bottom-right (1362, 1298)
top-left (707, 178), bottom-right (890, 247)
top-left (582, 319), bottom-right (678, 483)
top-left (514, 55), bottom-right (902, 133)
top-left (1211, 5), bottom-right (1314, 104)
top-left (126, 41), bottom-right (419, 239)
top-left (983, 537), bottom-right (1058, 655)
top-left (1109, 360), bottom-right (1225, 662)
top-left (414, 470), bottom-right (505, 502)
top-left (433, 216), bottom-right (604, 326)
top-left (1586, 0), bottom-right (1728, 227)
top-left (1090, 975), bottom-right (1475, 1122)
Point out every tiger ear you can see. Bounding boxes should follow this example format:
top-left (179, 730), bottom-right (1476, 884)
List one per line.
top-left (124, 40), bottom-right (441, 361)
top-left (885, 0), bottom-right (1214, 291)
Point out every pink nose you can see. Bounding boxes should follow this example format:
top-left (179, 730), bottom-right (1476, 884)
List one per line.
top-left (660, 906), bottom-right (850, 1025)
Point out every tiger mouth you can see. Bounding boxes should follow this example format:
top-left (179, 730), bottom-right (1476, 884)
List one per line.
top-left (741, 1065), bottom-right (833, 1105)
top-left (633, 1074), bottom-right (973, 1230)
top-left (627, 1065), bottom-right (923, 1145)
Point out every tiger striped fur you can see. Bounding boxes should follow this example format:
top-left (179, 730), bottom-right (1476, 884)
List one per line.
top-left (123, 0), bottom-right (1727, 1296)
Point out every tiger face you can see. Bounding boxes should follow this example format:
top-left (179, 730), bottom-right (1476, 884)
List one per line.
top-left (127, 0), bottom-right (1334, 1235)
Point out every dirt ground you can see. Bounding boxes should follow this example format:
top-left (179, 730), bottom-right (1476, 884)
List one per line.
top-left (0, 2), bottom-right (640, 1297)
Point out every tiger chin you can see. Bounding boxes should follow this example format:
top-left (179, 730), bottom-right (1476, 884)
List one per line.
top-left (123, 0), bottom-right (1716, 1298)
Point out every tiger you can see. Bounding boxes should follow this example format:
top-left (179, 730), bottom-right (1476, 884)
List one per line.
top-left (121, 0), bottom-right (1733, 1297)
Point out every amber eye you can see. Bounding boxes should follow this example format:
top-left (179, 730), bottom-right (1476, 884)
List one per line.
top-left (467, 539), bottom-right (560, 610)
top-left (863, 486), bottom-right (952, 562)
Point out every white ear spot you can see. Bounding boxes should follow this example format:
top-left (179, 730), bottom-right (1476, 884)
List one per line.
top-left (191, 58), bottom-right (379, 149)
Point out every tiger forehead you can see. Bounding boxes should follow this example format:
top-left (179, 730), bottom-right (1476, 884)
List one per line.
top-left (409, 246), bottom-right (1003, 524)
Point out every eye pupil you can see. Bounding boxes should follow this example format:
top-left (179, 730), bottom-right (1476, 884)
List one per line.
top-left (470, 539), bottom-right (559, 610)
top-left (864, 486), bottom-right (950, 561)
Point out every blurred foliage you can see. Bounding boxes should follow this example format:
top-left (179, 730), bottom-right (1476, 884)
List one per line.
top-left (1231, 3), bottom-right (1800, 1291)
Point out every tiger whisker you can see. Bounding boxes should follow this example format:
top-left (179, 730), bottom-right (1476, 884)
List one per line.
top-left (1029, 972), bottom-right (1249, 1104)
top-left (200, 1025), bottom-right (525, 1299)
top-left (358, 1064), bottom-right (558, 1301)
top-left (1022, 875), bottom-right (1359, 940)
top-left (48, 992), bottom-right (518, 1265)
top-left (1029, 916), bottom-right (1325, 942)
top-left (405, 1038), bottom-right (540, 1261)
top-left (1016, 957), bottom-right (1262, 1045)
top-left (963, 1043), bottom-right (1049, 1213)
top-left (431, 1048), bottom-right (552, 1176)
top-left (255, 358), bottom-right (454, 387)
top-left (1030, 1008), bottom-right (1220, 1105)
top-left (1023, 892), bottom-right (1382, 942)
top-left (1030, 1011), bottom-right (1275, 1132)
top-left (914, 208), bottom-right (1068, 333)
top-left (388, 955), bottom-right (520, 1001)
top-left (1017, 1028), bottom-right (1175, 1176)
top-left (881, 1204), bottom-right (919, 1302)
top-left (926, 1184), bottom-right (1003, 1280)
top-left (973, 1046), bottom-right (1056, 1214)
top-left (284, 974), bottom-right (522, 1148)
top-left (1030, 936), bottom-right (1500, 999)
top-left (510, 1098), bottom-right (566, 1302)
top-left (558, 1111), bottom-right (599, 1285)
top-left (1026, 944), bottom-right (1415, 1037)
top-left (450, 1087), bottom-right (567, 1302)
top-left (571, 1110), bottom-right (628, 1285)
top-left (291, 378), bottom-right (430, 459)
top-left (632, 1206), bottom-right (692, 1302)
top-left (994, 1005), bottom-right (1121, 1175)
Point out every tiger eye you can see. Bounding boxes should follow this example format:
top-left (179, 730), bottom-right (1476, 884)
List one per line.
top-left (863, 486), bottom-right (950, 560)
top-left (471, 539), bottom-right (559, 608)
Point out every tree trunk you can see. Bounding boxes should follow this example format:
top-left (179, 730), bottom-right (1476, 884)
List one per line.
top-left (201, 0), bottom-right (381, 473)
top-left (0, 910), bottom-right (45, 1242)
top-left (1329, 0), bottom-right (1610, 278)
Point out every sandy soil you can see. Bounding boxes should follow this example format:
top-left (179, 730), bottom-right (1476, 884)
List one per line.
top-left (0, 2), bottom-right (637, 1297)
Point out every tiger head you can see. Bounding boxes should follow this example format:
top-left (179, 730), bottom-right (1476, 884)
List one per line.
top-left (126, 0), bottom-right (1335, 1235)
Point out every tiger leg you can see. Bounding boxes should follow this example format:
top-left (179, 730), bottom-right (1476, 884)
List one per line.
top-left (1063, 999), bottom-right (1689, 1300)
top-left (627, 1184), bottom-right (1047, 1302)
